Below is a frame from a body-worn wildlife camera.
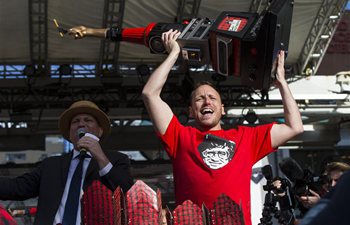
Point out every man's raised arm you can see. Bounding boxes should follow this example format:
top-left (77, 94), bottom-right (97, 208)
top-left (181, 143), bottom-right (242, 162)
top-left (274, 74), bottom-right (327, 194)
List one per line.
top-left (270, 50), bottom-right (304, 148)
top-left (142, 29), bottom-right (181, 135)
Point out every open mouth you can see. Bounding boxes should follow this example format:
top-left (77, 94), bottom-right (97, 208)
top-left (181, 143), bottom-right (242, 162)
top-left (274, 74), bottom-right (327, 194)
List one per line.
top-left (201, 108), bottom-right (214, 119)
top-left (201, 108), bottom-right (213, 116)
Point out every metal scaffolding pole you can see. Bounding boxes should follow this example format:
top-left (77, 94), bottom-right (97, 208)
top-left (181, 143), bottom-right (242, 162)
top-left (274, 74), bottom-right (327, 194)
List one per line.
top-left (176, 0), bottom-right (202, 22)
top-left (249, 0), bottom-right (270, 13)
top-left (297, 0), bottom-right (347, 76)
top-left (97, 0), bottom-right (126, 76)
top-left (28, 0), bottom-right (48, 76)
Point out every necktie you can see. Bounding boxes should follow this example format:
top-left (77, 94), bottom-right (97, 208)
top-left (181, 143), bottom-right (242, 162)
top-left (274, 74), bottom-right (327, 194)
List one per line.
top-left (62, 152), bottom-right (87, 225)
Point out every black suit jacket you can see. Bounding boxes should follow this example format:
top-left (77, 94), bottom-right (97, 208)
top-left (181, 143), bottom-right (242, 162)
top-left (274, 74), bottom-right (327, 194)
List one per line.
top-left (0, 151), bottom-right (134, 225)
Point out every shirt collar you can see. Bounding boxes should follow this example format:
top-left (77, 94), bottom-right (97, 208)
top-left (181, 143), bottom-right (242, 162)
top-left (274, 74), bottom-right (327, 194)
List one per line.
top-left (72, 149), bottom-right (92, 159)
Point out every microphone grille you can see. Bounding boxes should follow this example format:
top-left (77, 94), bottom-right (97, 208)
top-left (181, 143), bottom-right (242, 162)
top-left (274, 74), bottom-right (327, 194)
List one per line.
top-left (77, 128), bottom-right (86, 139)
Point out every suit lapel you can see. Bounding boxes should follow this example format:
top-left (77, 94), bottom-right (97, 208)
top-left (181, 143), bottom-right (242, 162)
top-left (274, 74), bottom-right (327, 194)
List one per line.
top-left (61, 152), bottom-right (73, 189)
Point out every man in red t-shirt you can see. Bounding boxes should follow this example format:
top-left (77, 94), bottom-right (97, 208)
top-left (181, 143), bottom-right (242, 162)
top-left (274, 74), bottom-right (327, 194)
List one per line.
top-left (142, 29), bottom-right (303, 225)
top-left (0, 204), bottom-right (17, 225)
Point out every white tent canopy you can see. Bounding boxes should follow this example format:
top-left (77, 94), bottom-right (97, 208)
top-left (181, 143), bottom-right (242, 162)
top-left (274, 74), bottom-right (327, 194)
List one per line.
top-left (0, 0), bottom-right (329, 65)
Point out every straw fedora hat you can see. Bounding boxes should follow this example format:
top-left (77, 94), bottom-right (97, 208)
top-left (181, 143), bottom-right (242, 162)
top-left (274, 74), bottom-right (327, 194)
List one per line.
top-left (59, 100), bottom-right (111, 141)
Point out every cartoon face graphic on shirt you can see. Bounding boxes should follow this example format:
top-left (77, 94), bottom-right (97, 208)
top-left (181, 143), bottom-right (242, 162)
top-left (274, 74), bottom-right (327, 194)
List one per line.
top-left (198, 134), bottom-right (236, 169)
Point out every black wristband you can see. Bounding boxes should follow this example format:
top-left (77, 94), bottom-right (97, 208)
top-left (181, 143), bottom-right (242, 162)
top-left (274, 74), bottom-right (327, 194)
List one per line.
top-left (106, 27), bottom-right (122, 42)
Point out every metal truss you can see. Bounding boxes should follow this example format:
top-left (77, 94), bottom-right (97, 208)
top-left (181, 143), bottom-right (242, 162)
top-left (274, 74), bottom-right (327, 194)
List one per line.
top-left (97, 0), bottom-right (126, 75)
top-left (249, 0), bottom-right (270, 13)
top-left (28, 0), bottom-right (48, 74)
top-left (176, 0), bottom-right (202, 22)
top-left (0, 65), bottom-right (27, 78)
top-left (0, 59), bottom-right (292, 116)
top-left (0, 64), bottom-right (97, 79)
top-left (297, 0), bottom-right (348, 76)
top-left (0, 71), bottom-right (270, 117)
top-left (1, 63), bottom-right (151, 78)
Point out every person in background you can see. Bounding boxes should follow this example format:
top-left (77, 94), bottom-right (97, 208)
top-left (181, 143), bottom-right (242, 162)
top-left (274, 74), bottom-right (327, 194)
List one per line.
top-left (298, 170), bottom-right (350, 225)
top-left (141, 29), bottom-right (303, 225)
top-left (0, 100), bottom-right (133, 225)
top-left (324, 161), bottom-right (350, 187)
top-left (298, 161), bottom-right (350, 209)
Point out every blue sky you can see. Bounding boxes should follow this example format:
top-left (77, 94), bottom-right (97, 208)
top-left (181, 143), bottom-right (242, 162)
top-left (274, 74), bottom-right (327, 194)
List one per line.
top-left (347, 1), bottom-right (350, 10)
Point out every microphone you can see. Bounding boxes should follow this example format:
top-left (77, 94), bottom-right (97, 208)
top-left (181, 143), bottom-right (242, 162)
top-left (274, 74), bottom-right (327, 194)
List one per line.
top-left (279, 157), bottom-right (304, 183)
top-left (77, 127), bottom-right (86, 139)
top-left (77, 128), bottom-right (87, 154)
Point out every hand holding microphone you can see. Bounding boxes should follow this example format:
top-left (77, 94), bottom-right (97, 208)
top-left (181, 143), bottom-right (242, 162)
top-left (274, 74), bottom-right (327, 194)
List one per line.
top-left (76, 128), bottom-right (110, 168)
top-left (76, 128), bottom-right (100, 155)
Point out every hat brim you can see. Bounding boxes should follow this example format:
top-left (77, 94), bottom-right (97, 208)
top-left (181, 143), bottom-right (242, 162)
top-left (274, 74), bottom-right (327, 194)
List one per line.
top-left (59, 106), bottom-right (111, 141)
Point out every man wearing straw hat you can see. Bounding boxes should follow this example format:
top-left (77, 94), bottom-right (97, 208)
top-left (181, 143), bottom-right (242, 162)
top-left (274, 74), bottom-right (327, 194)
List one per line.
top-left (0, 100), bottom-right (134, 225)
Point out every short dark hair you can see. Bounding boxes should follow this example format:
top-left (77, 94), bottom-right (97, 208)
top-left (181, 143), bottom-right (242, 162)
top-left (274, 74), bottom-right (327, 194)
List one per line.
top-left (189, 81), bottom-right (221, 105)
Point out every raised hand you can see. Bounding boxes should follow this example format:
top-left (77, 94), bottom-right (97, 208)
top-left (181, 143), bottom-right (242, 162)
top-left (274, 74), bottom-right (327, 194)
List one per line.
top-left (273, 50), bottom-right (286, 87)
top-left (162, 29), bottom-right (181, 55)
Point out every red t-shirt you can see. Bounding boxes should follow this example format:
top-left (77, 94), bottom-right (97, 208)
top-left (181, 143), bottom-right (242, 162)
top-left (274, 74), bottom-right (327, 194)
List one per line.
top-left (158, 116), bottom-right (276, 225)
top-left (0, 205), bottom-right (17, 225)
